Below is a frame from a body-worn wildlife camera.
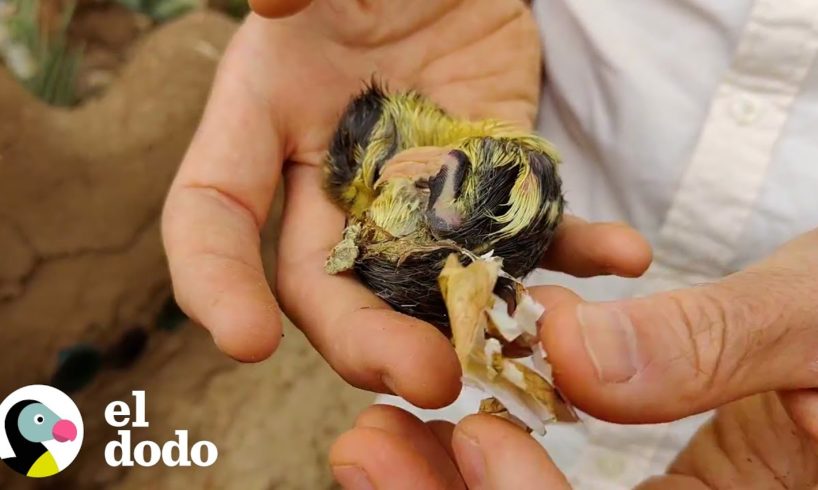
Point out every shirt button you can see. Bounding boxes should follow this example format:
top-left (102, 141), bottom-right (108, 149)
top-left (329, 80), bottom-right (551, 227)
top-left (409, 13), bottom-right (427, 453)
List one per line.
top-left (730, 93), bottom-right (762, 125)
top-left (595, 454), bottom-right (626, 478)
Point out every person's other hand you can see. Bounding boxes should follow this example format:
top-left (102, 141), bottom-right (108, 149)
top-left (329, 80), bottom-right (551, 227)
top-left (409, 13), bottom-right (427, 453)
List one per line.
top-left (161, 0), bottom-right (652, 408)
top-left (537, 228), bottom-right (818, 438)
top-left (330, 404), bottom-right (571, 490)
top-left (638, 393), bottom-right (818, 489)
top-left (331, 396), bottom-right (818, 489)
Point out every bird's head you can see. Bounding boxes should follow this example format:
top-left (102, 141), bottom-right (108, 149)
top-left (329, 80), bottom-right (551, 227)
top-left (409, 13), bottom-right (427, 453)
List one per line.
top-left (375, 134), bottom-right (562, 253)
top-left (12, 400), bottom-right (77, 444)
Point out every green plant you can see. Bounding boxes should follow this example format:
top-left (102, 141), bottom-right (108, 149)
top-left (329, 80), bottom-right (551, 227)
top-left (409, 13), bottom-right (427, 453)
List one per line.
top-left (115, 0), bottom-right (201, 22)
top-left (2, 0), bottom-right (82, 107)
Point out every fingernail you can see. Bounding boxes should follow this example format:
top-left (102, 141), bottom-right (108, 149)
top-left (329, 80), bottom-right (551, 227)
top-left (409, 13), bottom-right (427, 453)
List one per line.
top-left (576, 303), bottom-right (640, 383)
top-left (332, 465), bottom-right (375, 490)
top-left (453, 430), bottom-right (487, 489)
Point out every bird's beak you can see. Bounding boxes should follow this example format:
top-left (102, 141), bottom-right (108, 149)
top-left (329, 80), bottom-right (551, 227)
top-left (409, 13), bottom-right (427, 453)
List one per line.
top-left (52, 419), bottom-right (77, 442)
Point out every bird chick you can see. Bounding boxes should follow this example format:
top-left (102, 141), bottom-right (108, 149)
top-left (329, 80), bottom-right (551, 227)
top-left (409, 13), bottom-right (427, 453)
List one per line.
top-left (324, 83), bottom-right (564, 332)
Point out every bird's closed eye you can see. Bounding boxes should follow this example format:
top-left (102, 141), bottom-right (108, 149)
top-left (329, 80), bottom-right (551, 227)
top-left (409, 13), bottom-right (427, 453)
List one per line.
top-left (449, 150), bottom-right (471, 199)
top-left (426, 150), bottom-right (471, 234)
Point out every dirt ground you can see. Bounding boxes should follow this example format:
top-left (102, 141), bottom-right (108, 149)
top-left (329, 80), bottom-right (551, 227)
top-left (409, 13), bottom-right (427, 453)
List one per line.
top-left (0, 9), bottom-right (373, 489)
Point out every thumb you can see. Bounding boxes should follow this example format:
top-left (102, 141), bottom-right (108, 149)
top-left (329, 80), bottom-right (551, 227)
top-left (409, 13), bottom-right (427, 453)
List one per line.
top-left (541, 230), bottom-right (818, 424)
top-left (248, 0), bottom-right (313, 18)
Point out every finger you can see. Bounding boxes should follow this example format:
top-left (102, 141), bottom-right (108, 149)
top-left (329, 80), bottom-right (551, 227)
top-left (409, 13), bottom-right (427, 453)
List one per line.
top-left (453, 414), bottom-right (570, 490)
top-left (162, 27), bottom-right (284, 362)
top-left (276, 164), bottom-right (461, 408)
top-left (355, 405), bottom-right (464, 489)
top-left (540, 231), bottom-right (818, 423)
top-left (653, 393), bottom-right (816, 490)
top-left (248, 0), bottom-right (313, 18)
top-left (780, 389), bottom-right (818, 441)
top-left (528, 285), bottom-right (583, 314)
top-left (330, 427), bottom-right (453, 490)
top-left (527, 285), bottom-right (584, 389)
top-left (540, 215), bottom-right (652, 278)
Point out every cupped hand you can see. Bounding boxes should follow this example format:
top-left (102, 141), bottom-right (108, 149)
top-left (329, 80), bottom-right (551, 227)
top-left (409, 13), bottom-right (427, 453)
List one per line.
top-left (161, 0), bottom-right (652, 408)
top-left (331, 396), bottom-right (818, 489)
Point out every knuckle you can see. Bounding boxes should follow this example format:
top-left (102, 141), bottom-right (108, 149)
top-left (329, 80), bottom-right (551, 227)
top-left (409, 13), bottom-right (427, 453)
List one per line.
top-left (661, 288), bottom-right (739, 399)
top-left (676, 281), bottom-right (781, 400)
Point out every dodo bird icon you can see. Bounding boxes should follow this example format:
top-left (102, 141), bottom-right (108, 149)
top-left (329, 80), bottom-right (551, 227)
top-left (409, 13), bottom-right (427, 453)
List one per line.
top-left (0, 385), bottom-right (83, 479)
top-left (3, 399), bottom-right (77, 477)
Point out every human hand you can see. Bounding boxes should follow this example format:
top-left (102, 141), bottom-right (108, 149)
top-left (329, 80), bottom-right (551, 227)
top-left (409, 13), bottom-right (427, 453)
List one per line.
top-left (327, 229), bottom-right (818, 487)
top-left (637, 393), bottom-right (818, 489)
top-left (537, 228), bottom-right (818, 436)
top-left (161, 0), bottom-right (651, 408)
top-left (330, 395), bottom-right (818, 489)
top-left (330, 404), bottom-right (571, 490)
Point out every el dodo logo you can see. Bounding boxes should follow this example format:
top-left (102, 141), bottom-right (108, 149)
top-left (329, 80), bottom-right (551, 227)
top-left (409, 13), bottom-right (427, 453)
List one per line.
top-left (0, 387), bottom-right (216, 477)
top-left (104, 391), bottom-right (217, 468)
top-left (0, 385), bottom-right (82, 478)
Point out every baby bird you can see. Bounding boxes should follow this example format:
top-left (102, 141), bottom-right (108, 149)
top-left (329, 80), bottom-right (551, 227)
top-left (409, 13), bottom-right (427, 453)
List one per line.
top-left (324, 83), bottom-right (564, 332)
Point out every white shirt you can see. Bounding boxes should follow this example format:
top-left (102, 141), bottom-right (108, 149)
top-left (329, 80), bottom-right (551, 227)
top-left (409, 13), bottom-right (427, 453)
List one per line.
top-left (379, 0), bottom-right (818, 487)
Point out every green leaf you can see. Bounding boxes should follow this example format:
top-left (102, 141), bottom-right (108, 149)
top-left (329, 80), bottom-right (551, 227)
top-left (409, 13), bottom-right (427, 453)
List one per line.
top-left (149, 0), bottom-right (197, 22)
top-left (2, 0), bottom-right (82, 106)
top-left (114, 0), bottom-right (199, 22)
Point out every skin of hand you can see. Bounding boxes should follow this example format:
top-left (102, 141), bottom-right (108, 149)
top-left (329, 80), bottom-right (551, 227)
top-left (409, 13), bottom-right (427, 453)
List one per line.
top-left (330, 404), bottom-right (571, 490)
top-left (331, 395), bottom-right (818, 489)
top-left (537, 228), bottom-right (818, 437)
top-left (161, 0), bottom-right (652, 409)
top-left (637, 393), bottom-right (818, 489)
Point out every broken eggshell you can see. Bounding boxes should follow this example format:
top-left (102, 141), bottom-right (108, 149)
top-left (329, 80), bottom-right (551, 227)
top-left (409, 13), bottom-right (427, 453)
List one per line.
top-left (438, 254), bottom-right (578, 435)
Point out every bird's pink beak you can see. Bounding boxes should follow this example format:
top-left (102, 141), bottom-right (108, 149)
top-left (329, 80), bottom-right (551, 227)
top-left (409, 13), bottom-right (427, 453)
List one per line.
top-left (52, 419), bottom-right (77, 442)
